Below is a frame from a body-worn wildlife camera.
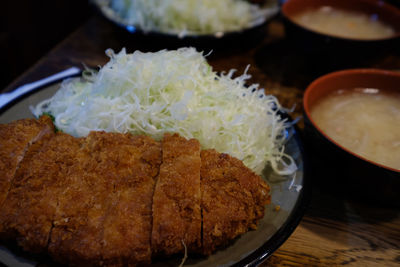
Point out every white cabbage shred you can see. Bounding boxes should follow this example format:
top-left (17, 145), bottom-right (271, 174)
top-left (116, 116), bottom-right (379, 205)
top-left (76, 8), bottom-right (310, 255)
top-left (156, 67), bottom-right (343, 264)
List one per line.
top-left (108, 0), bottom-right (274, 36)
top-left (32, 48), bottom-right (296, 176)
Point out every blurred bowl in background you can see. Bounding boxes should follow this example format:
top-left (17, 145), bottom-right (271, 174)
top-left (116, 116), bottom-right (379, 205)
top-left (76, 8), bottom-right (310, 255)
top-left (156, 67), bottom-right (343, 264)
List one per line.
top-left (92, 0), bottom-right (279, 52)
top-left (281, 0), bottom-right (400, 54)
top-left (303, 69), bottom-right (400, 206)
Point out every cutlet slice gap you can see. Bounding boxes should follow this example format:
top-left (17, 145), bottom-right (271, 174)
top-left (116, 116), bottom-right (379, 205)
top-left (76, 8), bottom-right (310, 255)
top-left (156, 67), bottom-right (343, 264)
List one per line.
top-left (0, 116), bottom-right (54, 209)
top-left (200, 149), bottom-right (270, 255)
top-left (151, 133), bottom-right (202, 256)
top-left (0, 131), bottom-right (81, 254)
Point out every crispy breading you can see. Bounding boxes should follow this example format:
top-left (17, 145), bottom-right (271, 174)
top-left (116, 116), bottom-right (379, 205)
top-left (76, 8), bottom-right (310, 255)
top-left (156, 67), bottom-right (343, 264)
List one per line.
top-left (151, 133), bottom-right (202, 255)
top-left (49, 131), bottom-right (161, 266)
top-left (0, 116), bottom-right (54, 208)
top-left (48, 133), bottom-right (106, 265)
top-left (0, 132), bottom-right (79, 253)
top-left (99, 133), bottom-right (161, 266)
top-left (200, 149), bottom-right (270, 255)
top-left (0, 117), bottom-right (272, 265)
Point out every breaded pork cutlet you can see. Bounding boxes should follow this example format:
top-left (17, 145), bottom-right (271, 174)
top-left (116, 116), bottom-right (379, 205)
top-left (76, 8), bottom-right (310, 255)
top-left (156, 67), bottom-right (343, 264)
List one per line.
top-left (49, 131), bottom-right (161, 266)
top-left (0, 132), bottom-right (79, 253)
top-left (47, 132), bottom-right (108, 265)
top-left (95, 132), bottom-right (161, 266)
top-left (152, 133), bottom-right (202, 255)
top-left (0, 117), bottom-right (272, 265)
top-left (0, 116), bottom-right (54, 208)
top-left (200, 149), bottom-right (270, 255)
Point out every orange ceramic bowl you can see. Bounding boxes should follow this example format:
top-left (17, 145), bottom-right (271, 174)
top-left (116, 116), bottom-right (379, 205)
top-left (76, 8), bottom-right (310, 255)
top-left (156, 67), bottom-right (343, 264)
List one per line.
top-left (281, 0), bottom-right (400, 53)
top-left (303, 69), bottom-right (400, 205)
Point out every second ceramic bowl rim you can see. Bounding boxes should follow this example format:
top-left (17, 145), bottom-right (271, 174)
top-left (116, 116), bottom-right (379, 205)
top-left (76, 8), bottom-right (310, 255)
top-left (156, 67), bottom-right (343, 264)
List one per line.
top-left (303, 68), bottom-right (400, 173)
top-left (281, 0), bottom-right (400, 42)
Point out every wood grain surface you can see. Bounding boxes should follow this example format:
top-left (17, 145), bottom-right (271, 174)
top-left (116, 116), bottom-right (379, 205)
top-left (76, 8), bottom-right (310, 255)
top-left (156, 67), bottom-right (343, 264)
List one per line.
top-left (2, 14), bottom-right (400, 267)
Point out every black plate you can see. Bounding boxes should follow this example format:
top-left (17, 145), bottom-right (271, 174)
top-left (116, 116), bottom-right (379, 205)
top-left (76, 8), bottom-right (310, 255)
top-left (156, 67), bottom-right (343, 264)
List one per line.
top-left (0, 74), bottom-right (309, 266)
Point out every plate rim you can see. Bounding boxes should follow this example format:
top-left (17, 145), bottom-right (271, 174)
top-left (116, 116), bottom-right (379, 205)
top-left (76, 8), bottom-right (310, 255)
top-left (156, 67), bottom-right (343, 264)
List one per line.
top-left (234, 124), bottom-right (310, 266)
top-left (0, 72), bottom-right (82, 116)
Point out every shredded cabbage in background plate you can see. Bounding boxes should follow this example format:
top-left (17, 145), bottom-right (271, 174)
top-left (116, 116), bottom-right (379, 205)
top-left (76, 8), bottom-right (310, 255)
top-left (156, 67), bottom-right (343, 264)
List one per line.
top-left (32, 48), bottom-right (296, 175)
top-left (97, 0), bottom-right (278, 37)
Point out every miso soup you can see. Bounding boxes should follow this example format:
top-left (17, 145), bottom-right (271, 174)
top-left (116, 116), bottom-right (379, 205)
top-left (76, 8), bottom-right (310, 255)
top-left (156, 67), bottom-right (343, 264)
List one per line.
top-left (292, 6), bottom-right (395, 40)
top-left (311, 88), bottom-right (400, 170)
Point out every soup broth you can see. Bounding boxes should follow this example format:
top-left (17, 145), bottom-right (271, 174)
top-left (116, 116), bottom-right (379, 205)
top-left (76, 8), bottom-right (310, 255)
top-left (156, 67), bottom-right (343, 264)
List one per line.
top-left (311, 88), bottom-right (400, 170)
top-left (292, 6), bottom-right (395, 40)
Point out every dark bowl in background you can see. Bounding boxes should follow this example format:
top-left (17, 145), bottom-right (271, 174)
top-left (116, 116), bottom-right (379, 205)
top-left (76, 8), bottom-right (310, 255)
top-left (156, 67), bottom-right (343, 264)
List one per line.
top-left (107, 18), bottom-right (273, 54)
top-left (92, 0), bottom-right (279, 53)
top-left (303, 69), bottom-right (400, 206)
top-left (281, 0), bottom-right (400, 55)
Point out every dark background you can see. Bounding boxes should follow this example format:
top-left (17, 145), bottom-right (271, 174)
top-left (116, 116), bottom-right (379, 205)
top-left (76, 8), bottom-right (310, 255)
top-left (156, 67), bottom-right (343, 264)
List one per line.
top-left (1, 0), bottom-right (400, 90)
top-left (1, 1), bottom-right (91, 90)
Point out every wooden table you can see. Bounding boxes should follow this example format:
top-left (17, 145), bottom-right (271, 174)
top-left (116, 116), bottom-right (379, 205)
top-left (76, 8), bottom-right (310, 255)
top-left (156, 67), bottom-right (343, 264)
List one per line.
top-left (2, 14), bottom-right (400, 267)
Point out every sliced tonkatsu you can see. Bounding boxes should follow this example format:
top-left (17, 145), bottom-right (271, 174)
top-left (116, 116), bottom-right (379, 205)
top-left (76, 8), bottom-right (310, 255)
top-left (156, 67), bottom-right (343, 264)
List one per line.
top-left (200, 149), bottom-right (270, 255)
top-left (97, 133), bottom-right (161, 266)
top-left (152, 133), bottom-right (202, 255)
top-left (0, 132), bottom-right (78, 253)
top-left (0, 128), bottom-right (162, 266)
top-left (47, 132), bottom-right (109, 265)
top-left (0, 116), bottom-right (54, 208)
top-left (0, 117), bottom-right (272, 266)
top-left (49, 132), bottom-right (161, 266)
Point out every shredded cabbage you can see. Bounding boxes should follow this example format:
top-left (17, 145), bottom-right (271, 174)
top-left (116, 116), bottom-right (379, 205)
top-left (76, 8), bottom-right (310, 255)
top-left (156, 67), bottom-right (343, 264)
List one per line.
top-left (32, 48), bottom-right (296, 175)
top-left (105, 0), bottom-right (277, 36)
